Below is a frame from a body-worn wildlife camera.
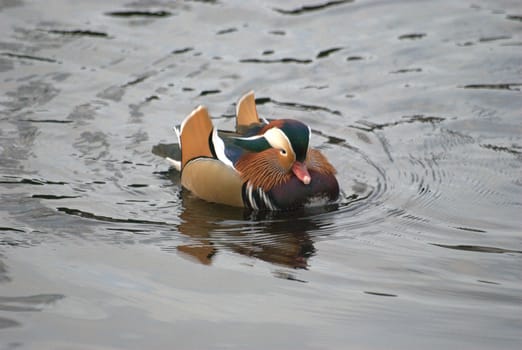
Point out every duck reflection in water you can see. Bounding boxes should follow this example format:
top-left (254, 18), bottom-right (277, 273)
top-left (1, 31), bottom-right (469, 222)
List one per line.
top-left (175, 187), bottom-right (337, 269)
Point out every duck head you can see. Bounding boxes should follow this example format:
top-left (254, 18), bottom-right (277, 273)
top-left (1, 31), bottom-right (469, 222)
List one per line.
top-left (262, 119), bottom-right (312, 185)
top-left (234, 119), bottom-right (313, 189)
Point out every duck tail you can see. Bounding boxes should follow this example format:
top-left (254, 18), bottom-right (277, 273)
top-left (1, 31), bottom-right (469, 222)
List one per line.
top-left (165, 156), bottom-right (181, 171)
top-left (161, 126), bottom-right (182, 171)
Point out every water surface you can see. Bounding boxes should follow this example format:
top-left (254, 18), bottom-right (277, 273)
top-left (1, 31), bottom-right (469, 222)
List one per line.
top-left (1, 0), bottom-right (521, 349)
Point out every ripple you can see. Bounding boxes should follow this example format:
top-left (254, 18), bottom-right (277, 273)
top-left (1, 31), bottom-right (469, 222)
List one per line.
top-left (255, 97), bottom-right (342, 116)
top-left (454, 226), bottom-right (487, 233)
top-left (273, 0), bottom-right (353, 15)
top-left (199, 89), bottom-right (221, 96)
top-left (431, 244), bottom-right (522, 254)
top-left (390, 68), bottom-right (423, 74)
top-left (47, 29), bottom-right (110, 38)
top-left (506, 14), bottom-right (522, 22)
top-left (316, 47), bottom-right (343, 59)
top-left (461, 83), bottom-right (522, 91)
top-left (1, 52), bottom-right (59, 63)
top-left (104, 10), bottom-right (172, 18)
top-left (0, 177), bottom-right (67, 186)
top-left (172, 47), bottom-right (193, 55)
top-left (216, 28), bottom-right (237, 35)
top-left (480, 143), bottom-right (522, 156)
top-left (0, 227), bottom-right (25, 233)
top-left (398, 33), bottom-right (427, 40)
top-left (478, 35), bottom-right (512, 43)
top-left (32, 194), bottom-right (80, 200)
top-left (56, 207), bottom-right (170, 225)
top-left (352, 115), bottom-right (445, 131)
top-left (123, 73), bottom-right (154, 87)
top-left (20, 118), bottom-right (73, 124)
top-left (364, 291), bottom-right (398, 297)
top-left (0, 294), bottom-right (65, 312)
top-left (240, 58), bottom-right (313, 64)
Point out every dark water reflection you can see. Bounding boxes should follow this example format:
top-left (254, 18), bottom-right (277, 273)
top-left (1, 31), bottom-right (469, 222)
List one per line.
top-left (1, 0), bottom-right (522, 349)
top-left (176, 193), bottom-right (324, 269)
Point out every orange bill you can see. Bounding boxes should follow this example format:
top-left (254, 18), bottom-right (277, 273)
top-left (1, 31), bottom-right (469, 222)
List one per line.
top-left (291, 161), bottom-right (311, 185)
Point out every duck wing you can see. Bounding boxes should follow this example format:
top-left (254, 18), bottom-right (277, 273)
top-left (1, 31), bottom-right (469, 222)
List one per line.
top-left (178, 106), bottom-right (244, 207)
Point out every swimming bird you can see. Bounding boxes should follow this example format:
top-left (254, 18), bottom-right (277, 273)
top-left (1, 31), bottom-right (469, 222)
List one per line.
top-left (168, 91), bottom-right (339, 210)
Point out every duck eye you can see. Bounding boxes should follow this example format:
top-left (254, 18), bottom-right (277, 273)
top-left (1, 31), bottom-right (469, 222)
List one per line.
top-left (280, 149), bottom-right (287, 156)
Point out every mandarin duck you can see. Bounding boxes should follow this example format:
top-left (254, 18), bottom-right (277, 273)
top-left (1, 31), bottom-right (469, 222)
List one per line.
top-left (168, 91), bottom-right (339, 210)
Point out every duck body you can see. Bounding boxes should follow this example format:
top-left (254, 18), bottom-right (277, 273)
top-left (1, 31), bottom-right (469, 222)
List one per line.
top-left (171, 91), bottom-right (339, 210)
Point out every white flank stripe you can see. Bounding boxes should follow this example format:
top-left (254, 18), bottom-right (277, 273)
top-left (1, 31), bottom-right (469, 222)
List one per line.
top-left (259, 188), bottom-right (275, 210)
top-left (248, 184), bottom-right (258, 210)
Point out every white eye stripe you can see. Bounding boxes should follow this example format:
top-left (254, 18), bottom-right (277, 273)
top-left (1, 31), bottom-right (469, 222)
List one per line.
top-left (263, 128), bottom-right (295, 158)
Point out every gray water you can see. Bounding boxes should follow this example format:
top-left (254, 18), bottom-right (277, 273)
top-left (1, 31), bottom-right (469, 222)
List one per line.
top-left (1, 0), bottom-right (521, 349)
